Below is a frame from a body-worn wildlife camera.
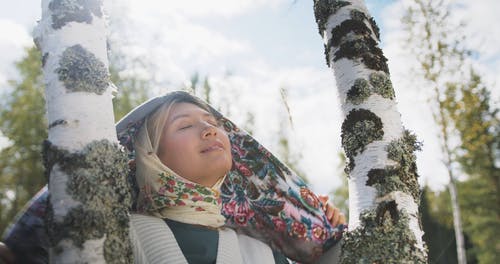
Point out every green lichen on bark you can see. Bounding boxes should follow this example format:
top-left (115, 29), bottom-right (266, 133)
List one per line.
top-left (313, 0), bottom-right (351, 35)
top-left (49, 0), bottom-right (103, 30)
top-left (56, 45), bottom-right (109, 95)
top-left (386, 130), bottom-right (422, 200)
top-left (43, 140), bottom-right (132, 263)
top-left (341, 109), bottom-right (384, 157)
top-left (330, 18), bottom-right (371, 47)
top-left (347, 78), bottom-right (371, 105)
top-left (349, 10), bottom-right (380, 41)
top-left (42, 52), bottom-right (49, 67)
top-left (369, 72), bottom-right (395, 99)
top-left (365, 130), bottom-right (421, 201)
top-left (340, 209), bottom-right (426, 263)
top-left (366, 167), bottom-right (409, 197)
top-left (341, 109), bottom-right (384, 172)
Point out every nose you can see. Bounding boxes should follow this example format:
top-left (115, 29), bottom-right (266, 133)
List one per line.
top-left (201, 122), bottom-right (217, 138)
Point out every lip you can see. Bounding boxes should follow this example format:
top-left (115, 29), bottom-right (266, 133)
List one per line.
top-left (200, 141), bottom-right (225, 153)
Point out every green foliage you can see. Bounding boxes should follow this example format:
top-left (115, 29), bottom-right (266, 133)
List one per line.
top-left (0, 47), bottom-right (47, 236)
top-left (443, 72), bottom-right (500, 264)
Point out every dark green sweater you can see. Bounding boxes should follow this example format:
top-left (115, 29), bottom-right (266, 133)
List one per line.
top-left (164, 219), bottom-right (289, 264)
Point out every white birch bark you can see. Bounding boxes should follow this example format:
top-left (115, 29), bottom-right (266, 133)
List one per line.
top-left (313, 0), bottom-right (427, 262)
top-left (34, 0), bottom-right (131, 263)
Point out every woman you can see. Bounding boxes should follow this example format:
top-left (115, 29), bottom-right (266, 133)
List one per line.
top-left (2, 91), bottom-right (345, 263)
top-left (119, 91), bottom-right (345, 263)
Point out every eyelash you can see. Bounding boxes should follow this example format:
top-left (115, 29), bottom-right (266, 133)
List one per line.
top-left (179, 120), bottom-right (219, 130)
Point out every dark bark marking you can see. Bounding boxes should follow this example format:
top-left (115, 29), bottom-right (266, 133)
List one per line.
top-left (320, 7), bottom-right (388, 72)
top-left (341, 109), bottom-right (383, 173)
top-left (313, 0), bottom-right (351, 35)
top-left (366, 168), bottom-right (386, 186)
top-left (341, 109), bottom-right (384, 158)
top-left (49, 0), bottom-right (103, 30)
top-left (334, 36), bottom-right (389, 74)
top-left (313, 0), bottom-right (351, 67)
top-left (56, 44), bottom-right (109, 95)
top-left (48, 119), bottom-right (68, 129)
top-left (368, 16), bottom-right (381, 41)
top-left (42, 52), bottom-right (49, 67)
top-left (43, 140), bottom-right (132, 263)
top-left (376, 200), bottom-right (399, 225)
top-left (330, 19), bottom-right (372, 47)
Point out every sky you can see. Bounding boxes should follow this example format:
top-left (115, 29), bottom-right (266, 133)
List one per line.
top-left (0, 0), bottom-right (498, 195)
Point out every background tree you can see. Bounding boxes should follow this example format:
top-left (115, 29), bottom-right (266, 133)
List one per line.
top-left (443, 72), bottom-right (499, 263)
top-left (0, 47), bottom-right (47, 236)
top-left (420, 186), bottom-right (479, 264)
top-left (403, 0), bottom-right (499, 263)
top-left (403, 1), bottom-right (467, 262)
top-left (110, 65), bottom-right (148, 121)
top-left (313, 0), bottom-right (426, 262)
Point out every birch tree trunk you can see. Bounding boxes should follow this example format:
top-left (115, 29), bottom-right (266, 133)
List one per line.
top-left (313, 0), bottom-right (427, 262)
top-left (34, 0), bottom-right (132, 263)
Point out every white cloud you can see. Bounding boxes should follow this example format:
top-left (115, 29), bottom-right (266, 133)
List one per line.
top-left (0, 0), bottom-right (40, 29)
top-left (455, 0), bottom-right (500, 60)
top-left (454, 0), bottom-right (500, 101)
top-left (108, 0), bottom-right (254, 88)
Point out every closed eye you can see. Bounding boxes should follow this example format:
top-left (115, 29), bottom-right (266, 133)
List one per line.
top-left (179, 125), bottom-right (192, 130)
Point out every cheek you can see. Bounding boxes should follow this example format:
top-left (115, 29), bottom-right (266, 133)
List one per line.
top-left (169, 134), bottom-right (195, 155)
top-left (219, 132), bottom-right (233, 159)
top-left (161, 133), bottom-right (194, 163)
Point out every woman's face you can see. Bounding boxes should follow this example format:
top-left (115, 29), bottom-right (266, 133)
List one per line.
top-left (157, 102), bottom-right (232, 187)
